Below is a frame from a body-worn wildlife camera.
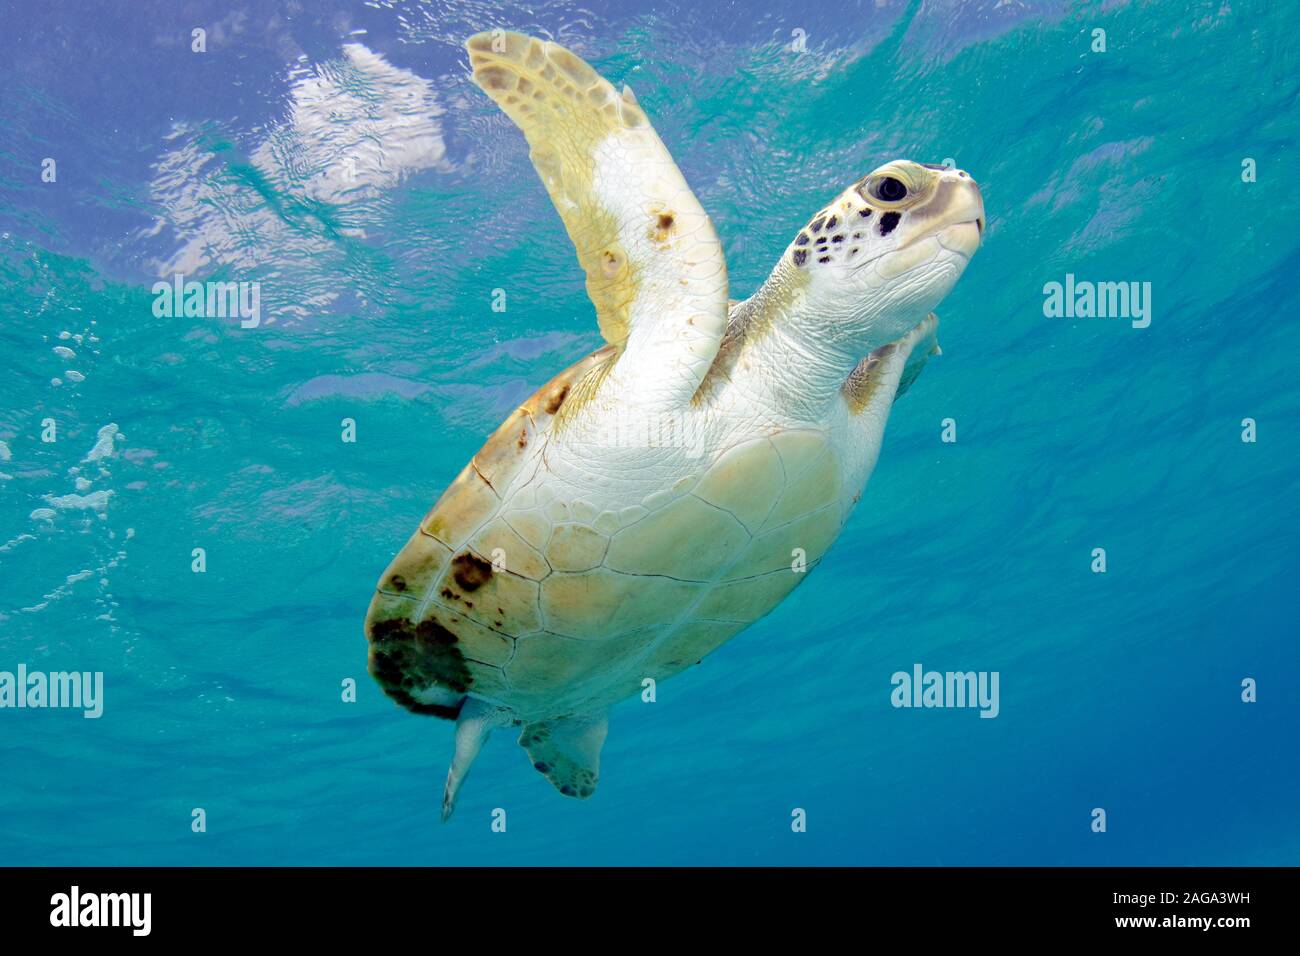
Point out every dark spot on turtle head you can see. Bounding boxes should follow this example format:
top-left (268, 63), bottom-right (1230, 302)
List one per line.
top-left (794, 233), bottom-right (809, 246)
top-left (853, 232), bottom-right (863, 239)
top-left (880, 211), bottom-right (901, 235)
top-left (517, 429), bottom-right (527, 449)
top-left (810, 216), bottom-right (825, 232)
top-left (560, 785), bottom-right (577, 796)
top-left (849, 248), bottom-right (859, 256)
top-left (831, 234), bottom-right (844, 243)
top-left (792, 249), bottom-right (807, 267)
top-left (440, 587), bottom-right (455, 600)
top-left (544, 384), bottom-right (569, 415)
top-left (534, 762), bottom-right (551, 772)
top-left (451, 552), bottom-right (493, 592)
top-left (859, 208), bottom-right (872, 218)
top-left (389, 575), bottom-right (407, 591)
top-left (497, 607), bottom-right (504, 614)
top-left (826, 215), bottom-right (838, 229)
top-left (657, 213), bottom-right (674, 230)
top-left (817, 256), bottom-right (830, 264)
top-left (464, 601), bottom-right (473, 609)
top-left (816, 235), bottom-right (827, 245)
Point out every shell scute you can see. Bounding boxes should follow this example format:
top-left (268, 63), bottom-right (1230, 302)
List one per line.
top-left (474, 406), bottom-right (535, 490)
top-left (768, 430), bottom-right (829, 478)
top-left (466, 520), bottom-right (549, 581)
top-left (760, 446), bottom-right (841, 531)
top-left (692, 568), bottom-right (807, 623)
top-left (507, 631), bottom-right (617, 695)
top-left (726, 504), bottom-right (842, 580)
top-left (545, 522), bottom-right (609, 573)
top-left (605, 495), bottom-right (750, 580)
top-left (437, 553), bottom-right (543, 635)
top-left (424, 604), bottom-right (514, 668)
top-left (539, 569), bottom-right (703, 640)
top-left (421, 466), bottom-right (498, 548)
top-left (504, 509), bottom-right (552, 552)
top-left (377, 528), bottom-right (453, 598)
top-left (691, 438), bottom-right (785, 531)
top-left (644, 619), bottom-right (746, 676)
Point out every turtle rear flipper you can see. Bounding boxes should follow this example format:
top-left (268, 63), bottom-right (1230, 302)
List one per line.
top-left (442, 699), bottom-right (513, 822)
top-left (519, 712), bottom-right (609, 799)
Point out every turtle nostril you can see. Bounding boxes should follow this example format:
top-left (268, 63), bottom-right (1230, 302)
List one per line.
top-left (976, 217), bottom-right (984, 235)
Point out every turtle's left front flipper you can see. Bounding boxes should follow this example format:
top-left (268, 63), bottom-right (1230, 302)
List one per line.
top-left (465, 32), bottom-right (729, 406)
top-left (518, 712), bottom-right (609, 799)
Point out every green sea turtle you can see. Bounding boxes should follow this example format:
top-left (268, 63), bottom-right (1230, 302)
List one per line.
top-left (365, 30), bottom-right (984, 818)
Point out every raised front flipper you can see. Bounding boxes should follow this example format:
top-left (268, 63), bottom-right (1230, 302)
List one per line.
top-left (465, 31), bottom-right (729, 405)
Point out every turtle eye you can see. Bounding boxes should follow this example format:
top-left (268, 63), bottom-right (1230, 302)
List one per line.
top-left (872, 176), bottom-right (908, 202)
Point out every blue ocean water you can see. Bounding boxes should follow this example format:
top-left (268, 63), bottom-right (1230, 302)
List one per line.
top-left (1, 0), bottom-right (1296, 866)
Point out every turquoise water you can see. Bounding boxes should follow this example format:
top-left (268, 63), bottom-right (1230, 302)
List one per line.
top-left (1, 0), bottom-right (1297, 865)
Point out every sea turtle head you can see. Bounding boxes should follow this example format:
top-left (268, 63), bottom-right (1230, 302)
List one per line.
top-left (782, 160), bottom-right (984, 350)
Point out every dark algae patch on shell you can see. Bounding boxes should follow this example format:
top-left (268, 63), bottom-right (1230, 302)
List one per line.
top-left (451, 552), bottom-right (494, 591)
top-left (367, 616), bottom-right (473, 718)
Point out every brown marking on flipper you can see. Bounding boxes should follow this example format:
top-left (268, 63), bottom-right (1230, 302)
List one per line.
top-left (840, 314), bottom-right (939, 414)
top-left (598, 247), bottom-right (624, 279)
top-left (841, 345), bottom-right (894, 415)
top-left (464, 32), bottom-right (653, 348)
top-left (650, 210), bottom-right (675, 243)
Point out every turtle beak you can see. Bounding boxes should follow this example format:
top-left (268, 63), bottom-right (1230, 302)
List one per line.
top-left (890, 166), bottom-right (985, 257)
top-left (934, 171), bottom-right (984, 259)
top-left (958, 173), bottom-right (984, 232)
top-left (970, 178), bottom-right (985, 235)
top-left (952, 173), bottom-right (984, 249)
